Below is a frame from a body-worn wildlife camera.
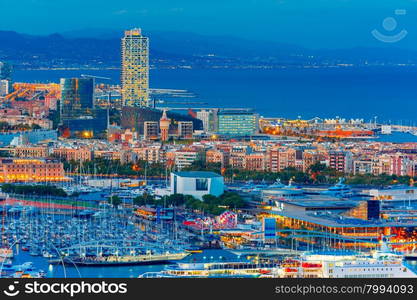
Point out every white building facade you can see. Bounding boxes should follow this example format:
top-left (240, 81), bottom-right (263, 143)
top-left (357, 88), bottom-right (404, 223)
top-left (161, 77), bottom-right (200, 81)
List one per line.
top-left (170, 171), bottom-right (224, 200)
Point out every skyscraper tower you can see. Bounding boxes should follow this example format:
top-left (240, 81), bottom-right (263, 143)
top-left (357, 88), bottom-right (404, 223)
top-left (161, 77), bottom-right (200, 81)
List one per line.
top-left (159, 109), bottom-right (170, 142)
top-left (121, 28), bottom-right (149, 107)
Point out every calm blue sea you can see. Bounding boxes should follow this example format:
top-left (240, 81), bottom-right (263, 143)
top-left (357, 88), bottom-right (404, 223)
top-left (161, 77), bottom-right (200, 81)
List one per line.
top-left (377, 132), bottom-right (417, 143)
top-left (13, 66), bottom-right (417, 123)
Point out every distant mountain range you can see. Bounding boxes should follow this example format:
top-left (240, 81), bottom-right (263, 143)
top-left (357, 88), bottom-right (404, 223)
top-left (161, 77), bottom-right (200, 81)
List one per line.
top-left (0, 29), bottom-right (416, 69)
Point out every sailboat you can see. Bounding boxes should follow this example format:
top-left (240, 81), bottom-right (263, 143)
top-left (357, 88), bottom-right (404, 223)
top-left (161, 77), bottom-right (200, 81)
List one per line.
top-left (0, 201), bottom-right (13, 259)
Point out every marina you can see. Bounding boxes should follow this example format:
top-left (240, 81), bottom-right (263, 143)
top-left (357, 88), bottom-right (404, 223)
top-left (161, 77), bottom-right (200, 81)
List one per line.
top-left (1, 176), bottom-right (417, 278)
top-left (0, 188), bottom-right (195, 277)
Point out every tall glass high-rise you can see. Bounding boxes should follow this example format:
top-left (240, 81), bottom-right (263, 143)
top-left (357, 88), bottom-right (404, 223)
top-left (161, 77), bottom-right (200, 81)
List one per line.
top-left (121, 28), bottom-right (150, 107)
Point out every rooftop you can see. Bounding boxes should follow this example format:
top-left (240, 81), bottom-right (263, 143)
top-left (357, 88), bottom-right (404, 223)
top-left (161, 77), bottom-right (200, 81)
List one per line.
top-left (270, 209), bottom-right (417, 228)
top-left (218, 109), bottom-right (255, 115)
top-left (284, 200), bottom-right (358, 209)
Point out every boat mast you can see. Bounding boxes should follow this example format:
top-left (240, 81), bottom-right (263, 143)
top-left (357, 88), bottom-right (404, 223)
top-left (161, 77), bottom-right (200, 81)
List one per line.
top-left (1, 200), bottom-right (5, 247)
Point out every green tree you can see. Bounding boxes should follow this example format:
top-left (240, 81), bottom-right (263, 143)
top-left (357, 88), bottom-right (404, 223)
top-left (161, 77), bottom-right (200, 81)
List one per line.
top-left (109, 195), bottom-right (122, 207)
top-left (308, 162), bottom-right (327, 173)
top-left (133, 193), bottom-right (155, 206)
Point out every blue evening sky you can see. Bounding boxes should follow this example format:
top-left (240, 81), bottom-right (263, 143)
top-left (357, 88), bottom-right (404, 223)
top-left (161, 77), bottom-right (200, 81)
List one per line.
top-left (1, 0), bottom-right (417, 49)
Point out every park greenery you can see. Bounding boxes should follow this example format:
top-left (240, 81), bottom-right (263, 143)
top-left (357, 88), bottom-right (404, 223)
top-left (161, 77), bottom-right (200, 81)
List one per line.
top-left (184, 160), bottom-right (417, 187)
top-left (108, 195), bottom-right (122, 207)
top-left (133, 192), bottom-right (246, 216)
top-left (64, 157), bottom-right (169, 178)
top-left (1, 184), bottom-right (68, 197)
top-left (62, 156), bottom-right (417, 187)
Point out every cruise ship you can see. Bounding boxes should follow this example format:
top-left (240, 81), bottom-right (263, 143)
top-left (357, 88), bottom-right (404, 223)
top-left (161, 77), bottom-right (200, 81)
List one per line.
top-left (139, 261), bottom-right (278, 278)
top-left (277, 246), bottom-right (416, 278)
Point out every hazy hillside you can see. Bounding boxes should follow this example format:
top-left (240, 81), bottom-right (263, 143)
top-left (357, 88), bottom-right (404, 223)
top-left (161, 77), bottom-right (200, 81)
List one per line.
top-left (0, 30), bottom-right (415, 68)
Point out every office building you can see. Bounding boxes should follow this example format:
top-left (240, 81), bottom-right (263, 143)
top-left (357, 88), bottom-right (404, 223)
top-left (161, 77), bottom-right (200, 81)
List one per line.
top-left (217, 109), bottom-right (259, 136)
top-left (61, 109), bottom-right (108, 137)
top-left (121, 28), bottom-right (149, 107)
top-left (60, 78), bottom-right (94, 119)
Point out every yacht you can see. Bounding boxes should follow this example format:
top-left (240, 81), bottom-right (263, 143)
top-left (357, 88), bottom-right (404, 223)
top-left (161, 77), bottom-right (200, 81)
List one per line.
top-left (240, 180), bottom-right (256, 193)
top-left (321, 178), bottom-right (354, 198)
top-left (262, 178), bottom-right (304, 199)
top-left (267, 178), bottom-right (286, 189)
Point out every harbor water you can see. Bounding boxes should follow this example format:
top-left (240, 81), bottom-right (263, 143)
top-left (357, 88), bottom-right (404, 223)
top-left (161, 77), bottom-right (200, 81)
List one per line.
top-left (13, 66), bottom-right (417, 123)
top-left (9, 248), bottom-right (239, 278)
